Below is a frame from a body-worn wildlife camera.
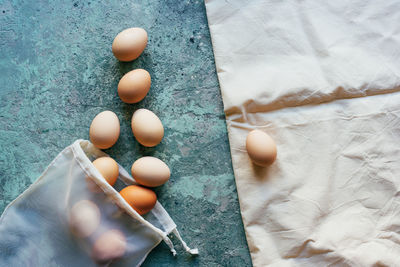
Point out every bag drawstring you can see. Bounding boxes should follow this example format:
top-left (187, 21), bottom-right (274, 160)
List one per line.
top-left (162, 229), bottom-right (199, 256)
top-left (162, 235), bottom-right (177, 256)
top-left (172, 228), bottom-right (199, 255)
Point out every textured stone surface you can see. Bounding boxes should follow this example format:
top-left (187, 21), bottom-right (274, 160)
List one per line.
top-left (0, 0), bottom-right (251, 266)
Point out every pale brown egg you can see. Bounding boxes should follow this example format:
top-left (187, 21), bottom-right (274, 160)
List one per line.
top-left (69, 200), bottom-right (100, 238)
top-left (112, 28), bottom-right (148, 62)
top-left (131, 109), bottom-right (164, 147)
top-left (131, 157), bottom-right (170, 187)
top-left (118, 69), bottom-right (151, 104)
top-left (246, 129), bottom-right (277, 167)
top-left (89, 111), bottom-right (120, 149)
top-left (120, 185), bottom-right (157, 215)
top-left (93, 157), bottom-right (119, 186)
top-left (92, 229), bottom-right (126, 263)
top-left (85, 177), bottom-right (103, 193)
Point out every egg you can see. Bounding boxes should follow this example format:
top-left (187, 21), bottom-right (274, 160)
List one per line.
top-left (120, 185), bottom-right (157, 215)
top-left (93, 157), bottom-right (119, 186)
top-left (86, 177), bottom-right (103, 193)
top-left (112, 28), bottom-right (148, 62)
top-left (91, 229), bottom-right (126, 263)
top-left (246, 129), bottom-right (277, 167)
top-left (131, 157), bottom-right (170, 187)
top-left (118, 69), bottom-right (151, 104)
top-left (131, 109), bottom-right (164, 147)
top-left (69, 200), bottom-right (100, 238)
top-left (89, 111), bottom-right (120, 149)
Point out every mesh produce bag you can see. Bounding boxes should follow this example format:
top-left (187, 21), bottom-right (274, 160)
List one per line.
top-left (0, 140), bottom-right (197, 266)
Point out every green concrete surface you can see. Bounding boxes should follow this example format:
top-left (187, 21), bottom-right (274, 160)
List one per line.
top-left (0, 0), bottom-right (251, 266)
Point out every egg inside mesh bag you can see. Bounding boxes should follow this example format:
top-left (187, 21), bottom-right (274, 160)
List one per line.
top-left (0, 140), bottom-right (197, 267)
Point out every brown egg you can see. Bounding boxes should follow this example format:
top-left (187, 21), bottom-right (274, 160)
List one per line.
top-left (246, 129), bottom-right (277, 167)
top-left (69, 200), bottom-right (100, 238)
top-left (131, 109), bottom-right (164, 147)
top-left (118, 69), bottom-right (151, 104)
top-left (120, 185), bottom-right (157, 215)
top-left (86, 177), bottom-right (103, 193)
top-left (112, 28), bottom-right (148, 62)
top-left (92, 229), bottom-right (126, 263)
top-left (131, 157), bottom-right (170, 187)
top-left (89, 111), bottom-right (120, 149)
top-left (93, 157), bottom-right (119, 186)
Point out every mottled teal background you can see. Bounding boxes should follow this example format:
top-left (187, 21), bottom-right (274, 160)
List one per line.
top-left (0, 0), bottom-right (251, 266)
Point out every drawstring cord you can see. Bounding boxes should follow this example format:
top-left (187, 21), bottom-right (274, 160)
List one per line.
top-left (162, 234), bottom-right (177, 256)
top-left (172, 228), bottom-right (199, 255)
top-left (162, 228), bottom-right (199, 256)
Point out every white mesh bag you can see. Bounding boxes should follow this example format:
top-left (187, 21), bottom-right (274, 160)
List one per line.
top-left (0, 140), bottom-right (197, 266)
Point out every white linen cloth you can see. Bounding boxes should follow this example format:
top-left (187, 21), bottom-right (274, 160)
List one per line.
top-left (205, 0), bottom-right (400, 266)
